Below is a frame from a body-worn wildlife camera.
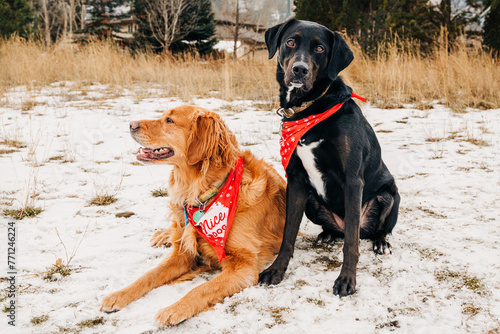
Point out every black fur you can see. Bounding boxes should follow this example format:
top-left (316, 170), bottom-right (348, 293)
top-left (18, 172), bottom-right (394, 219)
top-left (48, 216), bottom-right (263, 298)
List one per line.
top-left (259, 19), bottom-right (400, 297)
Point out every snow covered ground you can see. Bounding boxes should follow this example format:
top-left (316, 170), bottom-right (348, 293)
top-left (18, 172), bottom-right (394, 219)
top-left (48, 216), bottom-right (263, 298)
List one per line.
top-left (0, 82), bottom-right (499, 333)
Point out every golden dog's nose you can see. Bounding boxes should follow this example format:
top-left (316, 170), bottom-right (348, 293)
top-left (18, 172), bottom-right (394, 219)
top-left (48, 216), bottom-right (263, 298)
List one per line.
top-left (130, 121), bottom-right (140, 132)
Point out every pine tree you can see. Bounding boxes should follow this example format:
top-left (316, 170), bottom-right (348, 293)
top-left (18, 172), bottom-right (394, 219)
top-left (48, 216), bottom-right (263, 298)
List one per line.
top-left (80, 0), bottom-right (127, 40)
top-left (382, 0), bottom-right (442, 50)
top-left (294, 0), bottom-right (386, 54)
top-left (0, 0), bottom-right (37, 39)
top-left (483, 0), bottom-right (500, 55)
top-left (293, 0), bottom-right (468, 54)
top-left (294, 0), bottom-right (374, 37)
top-left (170, 0), bottom-right (216, 55)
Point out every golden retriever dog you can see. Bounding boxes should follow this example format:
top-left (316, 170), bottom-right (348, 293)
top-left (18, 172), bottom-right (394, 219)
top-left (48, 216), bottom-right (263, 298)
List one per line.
top-left (100, 105), bottom-right (286, 325)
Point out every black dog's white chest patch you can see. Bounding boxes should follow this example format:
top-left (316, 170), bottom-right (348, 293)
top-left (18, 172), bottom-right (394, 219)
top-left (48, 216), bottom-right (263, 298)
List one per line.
top-left (296, 139), bottom-right (326, 199)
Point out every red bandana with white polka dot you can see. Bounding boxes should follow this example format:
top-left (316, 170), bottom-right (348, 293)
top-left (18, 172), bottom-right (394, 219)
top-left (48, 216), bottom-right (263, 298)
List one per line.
top-left (185, 157), bottom-right (244, 263)
top-left (280, 93), bottom-right (366, 172)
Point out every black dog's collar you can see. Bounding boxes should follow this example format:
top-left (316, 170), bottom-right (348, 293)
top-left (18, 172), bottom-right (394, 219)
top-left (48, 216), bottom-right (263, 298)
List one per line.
top-left (276, 84), bottom-right (331, 118)
top-left (276, 104), bottom-right (311, 118)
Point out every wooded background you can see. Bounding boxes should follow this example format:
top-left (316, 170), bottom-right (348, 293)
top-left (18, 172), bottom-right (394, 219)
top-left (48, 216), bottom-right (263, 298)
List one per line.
top-left (0, 0), bottom-right (499, 56)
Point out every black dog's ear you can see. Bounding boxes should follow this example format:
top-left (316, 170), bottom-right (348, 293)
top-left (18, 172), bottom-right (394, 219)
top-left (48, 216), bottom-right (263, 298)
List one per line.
top-left (328, 32), bottom-right (354, 80)
top-left (265, 19), bottom-right (297, 59)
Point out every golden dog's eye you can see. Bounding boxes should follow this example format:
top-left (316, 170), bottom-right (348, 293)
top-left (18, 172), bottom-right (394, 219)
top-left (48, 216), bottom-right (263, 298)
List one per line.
top-left (286, 39), bottom-right (295, 47)
top-left (315, 45), bottom-right (325, 53)
top-left (166, 118), bottom-right (174, 123)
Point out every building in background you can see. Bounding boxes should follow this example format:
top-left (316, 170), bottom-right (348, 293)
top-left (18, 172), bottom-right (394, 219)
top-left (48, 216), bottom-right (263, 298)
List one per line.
top-left (212, 0), bottom-right (293, 57)
top-left (73, 0), bottom-right (292, 56)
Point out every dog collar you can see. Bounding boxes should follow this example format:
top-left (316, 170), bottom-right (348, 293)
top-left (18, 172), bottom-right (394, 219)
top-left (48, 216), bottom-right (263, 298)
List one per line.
top-left (183, 169), bottom-right (230, 228)
top-left (193, 174), bottom-right (229, 209)
top-left (276, 84), bottom-right (331, 118)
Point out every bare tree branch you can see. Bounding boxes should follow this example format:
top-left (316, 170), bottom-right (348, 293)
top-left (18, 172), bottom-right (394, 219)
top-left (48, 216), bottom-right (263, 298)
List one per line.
top-left (143, 0), bottom-right (201, 52)
top-left (40, 0), bottom-right (51, 46)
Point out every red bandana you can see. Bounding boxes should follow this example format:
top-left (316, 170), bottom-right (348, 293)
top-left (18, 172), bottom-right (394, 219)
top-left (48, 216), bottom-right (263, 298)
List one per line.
top-left (184, 157), bottom-right (244, 262)
top-left (279, 93), bottom-right (366, 172)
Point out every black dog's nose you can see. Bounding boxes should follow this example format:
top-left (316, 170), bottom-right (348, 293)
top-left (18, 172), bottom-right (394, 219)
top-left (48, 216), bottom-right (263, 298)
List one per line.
top-left (292, 63), bottom-right (309, 76)
top-left (130, 121), bottom-right (140, 132)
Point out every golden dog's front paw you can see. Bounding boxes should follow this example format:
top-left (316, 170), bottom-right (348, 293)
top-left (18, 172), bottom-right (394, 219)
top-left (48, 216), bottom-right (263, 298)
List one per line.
top-left (150, 230), bottom-right (172, 248)
top-left (100, 290), bottom-right (133, 313)
top-left (154, 303), bottom-right (193, 325)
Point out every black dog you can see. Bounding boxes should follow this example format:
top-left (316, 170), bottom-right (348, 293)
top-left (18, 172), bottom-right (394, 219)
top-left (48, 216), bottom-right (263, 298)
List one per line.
top-left (258, 19), bottom-right (400, 296)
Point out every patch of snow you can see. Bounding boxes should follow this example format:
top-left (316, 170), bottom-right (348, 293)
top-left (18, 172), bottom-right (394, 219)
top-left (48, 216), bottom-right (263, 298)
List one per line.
top-left (0, 85), bottom-right (499, 333)
top-left (214, 40), bottom-right (241, 53)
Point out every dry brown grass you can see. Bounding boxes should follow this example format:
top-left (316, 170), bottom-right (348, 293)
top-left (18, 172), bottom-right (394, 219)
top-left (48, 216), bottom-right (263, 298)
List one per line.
top-left (4, 170), bottom-right (42, 220)
top-left (151, 187), bottom-right (169, 197)
top-left (0, 38), bottom-right (277, 103)
top-left (345, 32), bottom-right (500, 110)
top-left (30, 315), bottom-right (49, 325)
top-left (0, 36), bottom-right (498, 109)
top-left (4, 205), bottom-right (42, 219)
top-left (43, 224), bottom-right (89, 281)
top-left (88, 193), bottom-right (117, 206)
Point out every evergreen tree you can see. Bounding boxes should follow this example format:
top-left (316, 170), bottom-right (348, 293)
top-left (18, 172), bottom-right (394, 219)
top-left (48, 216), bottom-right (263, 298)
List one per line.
top-left (132, 0), bottom-right (216, 55)
top-left (382, 0), bottom-right (442, 51)
top-left (0, 0), bottom-right (37, 39)
top-left (294, 0), bottom-right (468, 54)
top-left (130, 0), bottom-right (155, 50)
top-left (78, 0), bottom-right (126, 40)
top-left (170, 0), bottom-right (216, 55)
top-left (294, 0), bottom-right (383, 53)
top-left (483, 0), bottom-right (500, 55)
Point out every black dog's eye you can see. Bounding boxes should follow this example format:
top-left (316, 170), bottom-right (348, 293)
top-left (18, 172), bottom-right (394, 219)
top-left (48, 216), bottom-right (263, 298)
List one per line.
top-left (286, 39), bottom-right (296, 47)
top-left (166, 118), bottom-right (174, 123)
top-left (315, 45), bottom-right (325, 53)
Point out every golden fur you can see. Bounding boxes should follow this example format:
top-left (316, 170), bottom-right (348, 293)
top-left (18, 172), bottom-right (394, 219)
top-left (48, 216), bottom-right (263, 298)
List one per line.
top-left (100, 105), bottom-right (286, 325)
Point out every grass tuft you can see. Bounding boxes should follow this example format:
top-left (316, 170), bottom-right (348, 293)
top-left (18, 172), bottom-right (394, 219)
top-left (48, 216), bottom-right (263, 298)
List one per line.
top-left (44, 224), bottom-right (89, 281)
top-left (88, 174), bottom-right (123, 206)
top-left (89, 194), bottom-right (117, 206)
top-left (43, 258), bottom-right (72, 282)
top-left (48, 155), bottom-right (64, 161)
top-left (30, 315), bottom-right (49, 325)
top-left (4, 206), bottom-right (42, 219)
top-left (0, 139), bottom-right (26, 148)
top-left (462, 137), bottom-right (490, 147)
top-left (151, 187), bottom-right (169, 197)
top-left (0, 149), bottom-right (17, 154)
top-left (77, 317), bottom-right (105, 328)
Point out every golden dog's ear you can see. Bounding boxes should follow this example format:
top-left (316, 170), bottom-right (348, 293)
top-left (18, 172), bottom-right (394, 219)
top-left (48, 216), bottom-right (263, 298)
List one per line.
top-left (187, 112), bottom-right (238, 170)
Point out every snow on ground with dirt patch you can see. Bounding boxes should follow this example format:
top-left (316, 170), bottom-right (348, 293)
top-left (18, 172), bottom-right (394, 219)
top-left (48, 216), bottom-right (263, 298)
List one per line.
top-left (0, 83), bottom-right (499, 333)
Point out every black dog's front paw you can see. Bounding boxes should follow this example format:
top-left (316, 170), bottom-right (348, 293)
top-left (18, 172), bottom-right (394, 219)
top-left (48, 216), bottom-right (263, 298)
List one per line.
top-left (373, 239), bottom-right (392, 255)
top-left (333, 274), bottom-right (356, 297)
top-left (316, 230), bottom-right (343, 244)
top-left (258, 265), bottom-right (286, 286)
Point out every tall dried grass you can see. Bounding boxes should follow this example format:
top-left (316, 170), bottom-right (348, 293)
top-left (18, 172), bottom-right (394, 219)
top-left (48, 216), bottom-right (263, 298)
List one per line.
top-left (0, 38), bottom-right (277, 103)
top-left (345, 32), bottom-right (500, 110)
top-left (0, 36), bottom-right (498, 109)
